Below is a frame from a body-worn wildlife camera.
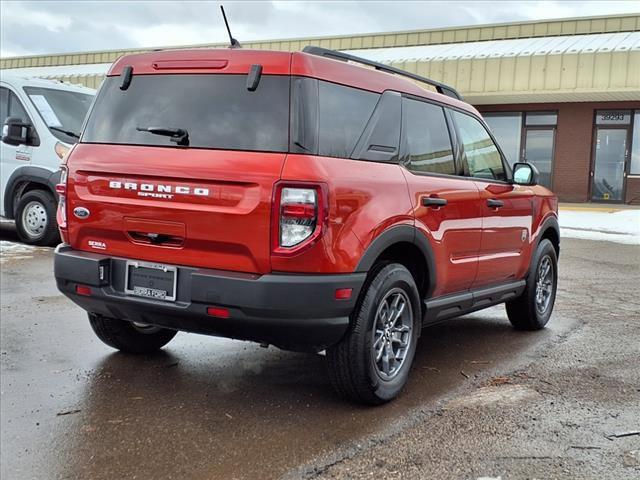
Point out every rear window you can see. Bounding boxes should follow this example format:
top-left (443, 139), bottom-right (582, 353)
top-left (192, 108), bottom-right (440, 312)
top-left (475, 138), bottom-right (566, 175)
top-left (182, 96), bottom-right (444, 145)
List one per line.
top-left (82, 74), bottom-right (289, 152)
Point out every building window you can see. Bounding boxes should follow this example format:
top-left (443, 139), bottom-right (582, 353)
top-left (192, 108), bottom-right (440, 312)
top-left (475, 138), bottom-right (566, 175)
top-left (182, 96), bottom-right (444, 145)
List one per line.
top-left (483, 110), bottom-right (556, 189)
top-left (629, 111), bottom-right (640, 175)
top-left (483, 113), bottom-right (522, 167)
top-left (525, 112), bottom-right (558, 126)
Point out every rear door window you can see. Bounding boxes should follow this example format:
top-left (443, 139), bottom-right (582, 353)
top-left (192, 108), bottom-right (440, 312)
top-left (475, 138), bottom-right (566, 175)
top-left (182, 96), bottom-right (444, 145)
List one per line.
top-left (82, 74), bottom-right (290, 152)
top-left (451, 110), bottom-right (506, 181)
top-left (402, 97), bottom-right (455, 175)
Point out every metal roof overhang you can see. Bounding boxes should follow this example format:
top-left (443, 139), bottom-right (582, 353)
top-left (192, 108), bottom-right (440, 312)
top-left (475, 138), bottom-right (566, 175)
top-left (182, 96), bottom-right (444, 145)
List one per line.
top-left (346, 32), bottom-right (640, 104)
top-left (2, 31), bottom-right (639, 105)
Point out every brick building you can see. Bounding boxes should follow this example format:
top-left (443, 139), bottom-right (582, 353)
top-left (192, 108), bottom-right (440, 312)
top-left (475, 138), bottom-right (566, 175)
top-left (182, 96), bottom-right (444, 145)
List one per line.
top-left (2, 13), bottom-right (639, 203)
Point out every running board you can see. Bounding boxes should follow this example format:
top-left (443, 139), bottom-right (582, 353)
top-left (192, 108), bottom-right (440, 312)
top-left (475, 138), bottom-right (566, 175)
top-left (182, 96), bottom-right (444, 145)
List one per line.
top-left (423, 280), bottom-right (526, 325)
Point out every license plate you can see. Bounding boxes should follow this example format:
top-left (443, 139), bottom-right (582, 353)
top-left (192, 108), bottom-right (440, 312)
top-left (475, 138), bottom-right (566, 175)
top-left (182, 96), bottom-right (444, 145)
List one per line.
top-left (125, 261), bottom-right (177, 301)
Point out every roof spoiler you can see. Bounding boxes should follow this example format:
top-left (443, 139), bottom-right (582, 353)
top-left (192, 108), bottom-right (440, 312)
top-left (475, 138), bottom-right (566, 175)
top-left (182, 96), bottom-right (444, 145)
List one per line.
top-left (302, 46), bottom-right (463, 101)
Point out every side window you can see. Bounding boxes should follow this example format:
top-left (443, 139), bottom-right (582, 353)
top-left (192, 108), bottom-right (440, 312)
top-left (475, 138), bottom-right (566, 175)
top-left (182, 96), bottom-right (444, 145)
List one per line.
top-left (318, 81), bottom-right (379, 158)
top-left (351, 91), bottom-right (401, 163)
top-left (0, 87), bottom-right (8, 125)
top-left (452, 110), bottom-right (505, 181)
top-left (402, 97), bottom-right (455, 175)
top-left (8, 91), bottom-right (30, 123)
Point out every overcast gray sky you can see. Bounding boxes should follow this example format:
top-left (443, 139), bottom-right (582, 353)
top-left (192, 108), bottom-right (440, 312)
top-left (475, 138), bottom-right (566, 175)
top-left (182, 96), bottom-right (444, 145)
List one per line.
top-left (1, 0), bottom-right (638, 58)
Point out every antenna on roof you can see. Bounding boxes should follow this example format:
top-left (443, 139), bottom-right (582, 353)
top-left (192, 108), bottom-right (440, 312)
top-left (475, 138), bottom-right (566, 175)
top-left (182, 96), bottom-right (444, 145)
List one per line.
top-left (220, 5), bottom-right (241, 49)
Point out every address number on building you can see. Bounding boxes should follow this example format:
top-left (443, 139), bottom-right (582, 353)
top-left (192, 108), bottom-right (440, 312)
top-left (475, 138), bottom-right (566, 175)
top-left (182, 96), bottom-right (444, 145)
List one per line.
top-left (596, 111), bottom-right (631, 125)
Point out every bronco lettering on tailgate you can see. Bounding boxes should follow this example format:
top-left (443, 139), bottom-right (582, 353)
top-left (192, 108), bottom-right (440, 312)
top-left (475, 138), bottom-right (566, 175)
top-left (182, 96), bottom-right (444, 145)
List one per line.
top-left (109, 180), bottom-right (210, 199)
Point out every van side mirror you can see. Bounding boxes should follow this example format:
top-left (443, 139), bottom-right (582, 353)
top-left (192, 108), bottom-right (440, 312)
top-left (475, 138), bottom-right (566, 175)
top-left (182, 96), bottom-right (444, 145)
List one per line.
top-left (512, 162), bottom-right (539, 186)
top-left (2, 117), bottom-right (31, 146)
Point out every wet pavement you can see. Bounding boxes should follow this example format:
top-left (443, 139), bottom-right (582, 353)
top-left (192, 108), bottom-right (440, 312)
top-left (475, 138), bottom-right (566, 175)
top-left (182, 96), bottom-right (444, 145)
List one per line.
top-left (1, 223), bottom-right (637, 479)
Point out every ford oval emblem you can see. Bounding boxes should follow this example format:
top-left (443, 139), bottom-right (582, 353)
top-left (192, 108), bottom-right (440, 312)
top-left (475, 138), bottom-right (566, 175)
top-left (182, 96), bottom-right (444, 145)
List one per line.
top-left (73, 207), bottom-right (90, 219)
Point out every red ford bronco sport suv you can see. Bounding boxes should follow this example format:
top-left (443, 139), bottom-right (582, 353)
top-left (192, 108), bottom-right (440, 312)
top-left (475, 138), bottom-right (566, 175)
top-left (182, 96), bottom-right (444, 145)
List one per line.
top-left (54, 47), bottom-right (559, 404)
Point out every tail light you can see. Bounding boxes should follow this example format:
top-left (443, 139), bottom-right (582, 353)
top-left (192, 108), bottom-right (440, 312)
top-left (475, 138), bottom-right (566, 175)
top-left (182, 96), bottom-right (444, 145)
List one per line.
top-left (272, 183), bottom-right (327, 255)
top-left (56, 166), bottom-right (69, 238)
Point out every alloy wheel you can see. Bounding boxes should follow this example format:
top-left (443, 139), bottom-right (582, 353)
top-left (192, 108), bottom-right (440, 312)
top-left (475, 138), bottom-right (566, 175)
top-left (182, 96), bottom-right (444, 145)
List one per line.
top-left (371, 288), bottom-right (413, 380)
top-left (535, 255), bottom-right (554, 315)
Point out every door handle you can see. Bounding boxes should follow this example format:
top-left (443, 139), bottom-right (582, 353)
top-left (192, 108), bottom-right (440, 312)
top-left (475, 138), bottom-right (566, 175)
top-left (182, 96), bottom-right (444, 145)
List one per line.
top-left (486, 198), bottom-right (504, 209)
top-left (422, 197), bottom-right (448, 208)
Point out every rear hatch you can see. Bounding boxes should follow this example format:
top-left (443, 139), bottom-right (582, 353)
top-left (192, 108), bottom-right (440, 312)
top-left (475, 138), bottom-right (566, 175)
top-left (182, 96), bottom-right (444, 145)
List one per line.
top-left (65, 50), bottom-right (292, 274)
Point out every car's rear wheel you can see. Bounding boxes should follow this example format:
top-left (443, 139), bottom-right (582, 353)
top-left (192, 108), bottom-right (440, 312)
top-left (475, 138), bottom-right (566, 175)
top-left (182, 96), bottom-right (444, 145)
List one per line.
top-left (15, 189), bottom-right (60, 246)
top-left (88, 313), bottom-right (177, 353)
top-left (506, 238), bottom-right (558, 330)
top-left (326, 263), bottom-right (421, 405)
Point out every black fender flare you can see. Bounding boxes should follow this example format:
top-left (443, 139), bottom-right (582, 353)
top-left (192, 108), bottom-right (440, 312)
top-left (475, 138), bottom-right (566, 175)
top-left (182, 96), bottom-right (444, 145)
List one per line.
top-left (535, 215), bottom-right (560, 257)
top-left (3, 166), bottom-right (60, 219)
top-left (355, 224), bottom-right (437, 298)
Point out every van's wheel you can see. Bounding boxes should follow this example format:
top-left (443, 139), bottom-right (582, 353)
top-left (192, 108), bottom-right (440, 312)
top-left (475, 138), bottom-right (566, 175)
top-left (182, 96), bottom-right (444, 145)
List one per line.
top-left (506, 239), bottom-right (558, 330)
top-left (15, 189), bottom-right (60, 246)
top-left (327, 263), bottom-right (421, 405)
top-left (89, 313), bottom-right (177, 354)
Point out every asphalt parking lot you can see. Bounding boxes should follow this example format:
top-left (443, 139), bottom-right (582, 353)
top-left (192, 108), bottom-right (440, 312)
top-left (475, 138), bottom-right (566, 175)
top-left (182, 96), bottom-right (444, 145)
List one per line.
top-left (1, 224), bottom-right (639, 480)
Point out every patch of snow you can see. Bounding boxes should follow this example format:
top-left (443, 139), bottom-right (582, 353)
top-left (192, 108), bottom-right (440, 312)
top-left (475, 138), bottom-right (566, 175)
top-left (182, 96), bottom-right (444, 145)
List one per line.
top-left (559, 209), bottom-right (640, 245)
top-left (446, 384), bottom-right (540, 409)
top-left (0, 241), bottom-right (50, 264)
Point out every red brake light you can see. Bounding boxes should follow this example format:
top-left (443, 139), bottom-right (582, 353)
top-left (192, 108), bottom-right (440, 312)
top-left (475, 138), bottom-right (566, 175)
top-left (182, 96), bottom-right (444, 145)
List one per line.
top-left (281, 204), bottom-right (315, 219)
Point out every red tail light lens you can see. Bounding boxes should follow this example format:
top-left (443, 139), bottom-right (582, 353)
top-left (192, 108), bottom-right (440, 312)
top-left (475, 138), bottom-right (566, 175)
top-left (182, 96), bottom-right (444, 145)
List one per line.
top-left (56, 166), bottom-right (68, 231)
top-left (272, 183), bottom-right (327, 255)
top-left (280, 187), bottom-right (317, 247)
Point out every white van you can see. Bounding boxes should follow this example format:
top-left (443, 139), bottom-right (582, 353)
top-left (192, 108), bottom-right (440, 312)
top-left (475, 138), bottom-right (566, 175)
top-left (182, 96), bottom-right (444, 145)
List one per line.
top-left (1, 73), bottom-right (95, 245)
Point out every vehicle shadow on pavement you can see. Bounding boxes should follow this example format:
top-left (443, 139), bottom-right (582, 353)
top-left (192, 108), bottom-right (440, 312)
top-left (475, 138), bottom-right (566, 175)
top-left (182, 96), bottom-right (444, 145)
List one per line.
top-left (57, 309), bottom-right (554, 480)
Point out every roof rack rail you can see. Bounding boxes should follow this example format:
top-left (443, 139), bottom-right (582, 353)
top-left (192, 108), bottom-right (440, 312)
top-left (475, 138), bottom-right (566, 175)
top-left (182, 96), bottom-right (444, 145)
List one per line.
top-left (302, 46), bottom-right (463, 101)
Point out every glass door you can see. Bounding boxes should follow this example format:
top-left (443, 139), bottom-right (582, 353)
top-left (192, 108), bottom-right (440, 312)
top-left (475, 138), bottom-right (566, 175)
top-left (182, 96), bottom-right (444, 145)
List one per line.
top-left (523, 128), bottom-right (555, 189)
top-left (591, 128), bottom-right (628, 202)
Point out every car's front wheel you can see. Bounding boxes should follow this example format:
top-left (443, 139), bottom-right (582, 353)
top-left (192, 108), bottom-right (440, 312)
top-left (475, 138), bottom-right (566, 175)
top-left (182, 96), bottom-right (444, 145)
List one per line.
top-left (327, 263), bottom-right (421, 405)
top-left (506, 238), bottom-right (558, 330)
top-left (89, 314), bottom-right (177, 354)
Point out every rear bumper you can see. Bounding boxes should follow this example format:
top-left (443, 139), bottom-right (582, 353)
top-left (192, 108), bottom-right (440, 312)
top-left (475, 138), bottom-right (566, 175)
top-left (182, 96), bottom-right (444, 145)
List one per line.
top-left (54, 245), bottom-right (366, 352)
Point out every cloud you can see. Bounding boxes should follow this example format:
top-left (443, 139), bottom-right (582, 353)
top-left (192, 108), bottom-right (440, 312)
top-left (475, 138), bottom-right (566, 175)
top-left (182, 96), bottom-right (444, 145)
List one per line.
top-left (1, 0), bottom-right (638, 57)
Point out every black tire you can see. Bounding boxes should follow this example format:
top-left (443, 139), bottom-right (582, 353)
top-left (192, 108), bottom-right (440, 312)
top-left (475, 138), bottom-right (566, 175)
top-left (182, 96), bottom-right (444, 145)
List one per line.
top-left (14, 189), bottom-right (60, 246)
top-left (88, 313), bottom-right (177, 354)
top-left (327, 263), bottom-right (421, 405)
top-left (506, 239), bottom-right (558, 330)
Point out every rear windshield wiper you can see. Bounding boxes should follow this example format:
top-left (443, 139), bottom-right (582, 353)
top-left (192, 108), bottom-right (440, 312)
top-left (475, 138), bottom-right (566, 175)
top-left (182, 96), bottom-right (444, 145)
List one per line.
top-left (49, 126), bottom-right (80, 139)
top-left (136, 126), bottom-right (189, 146)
